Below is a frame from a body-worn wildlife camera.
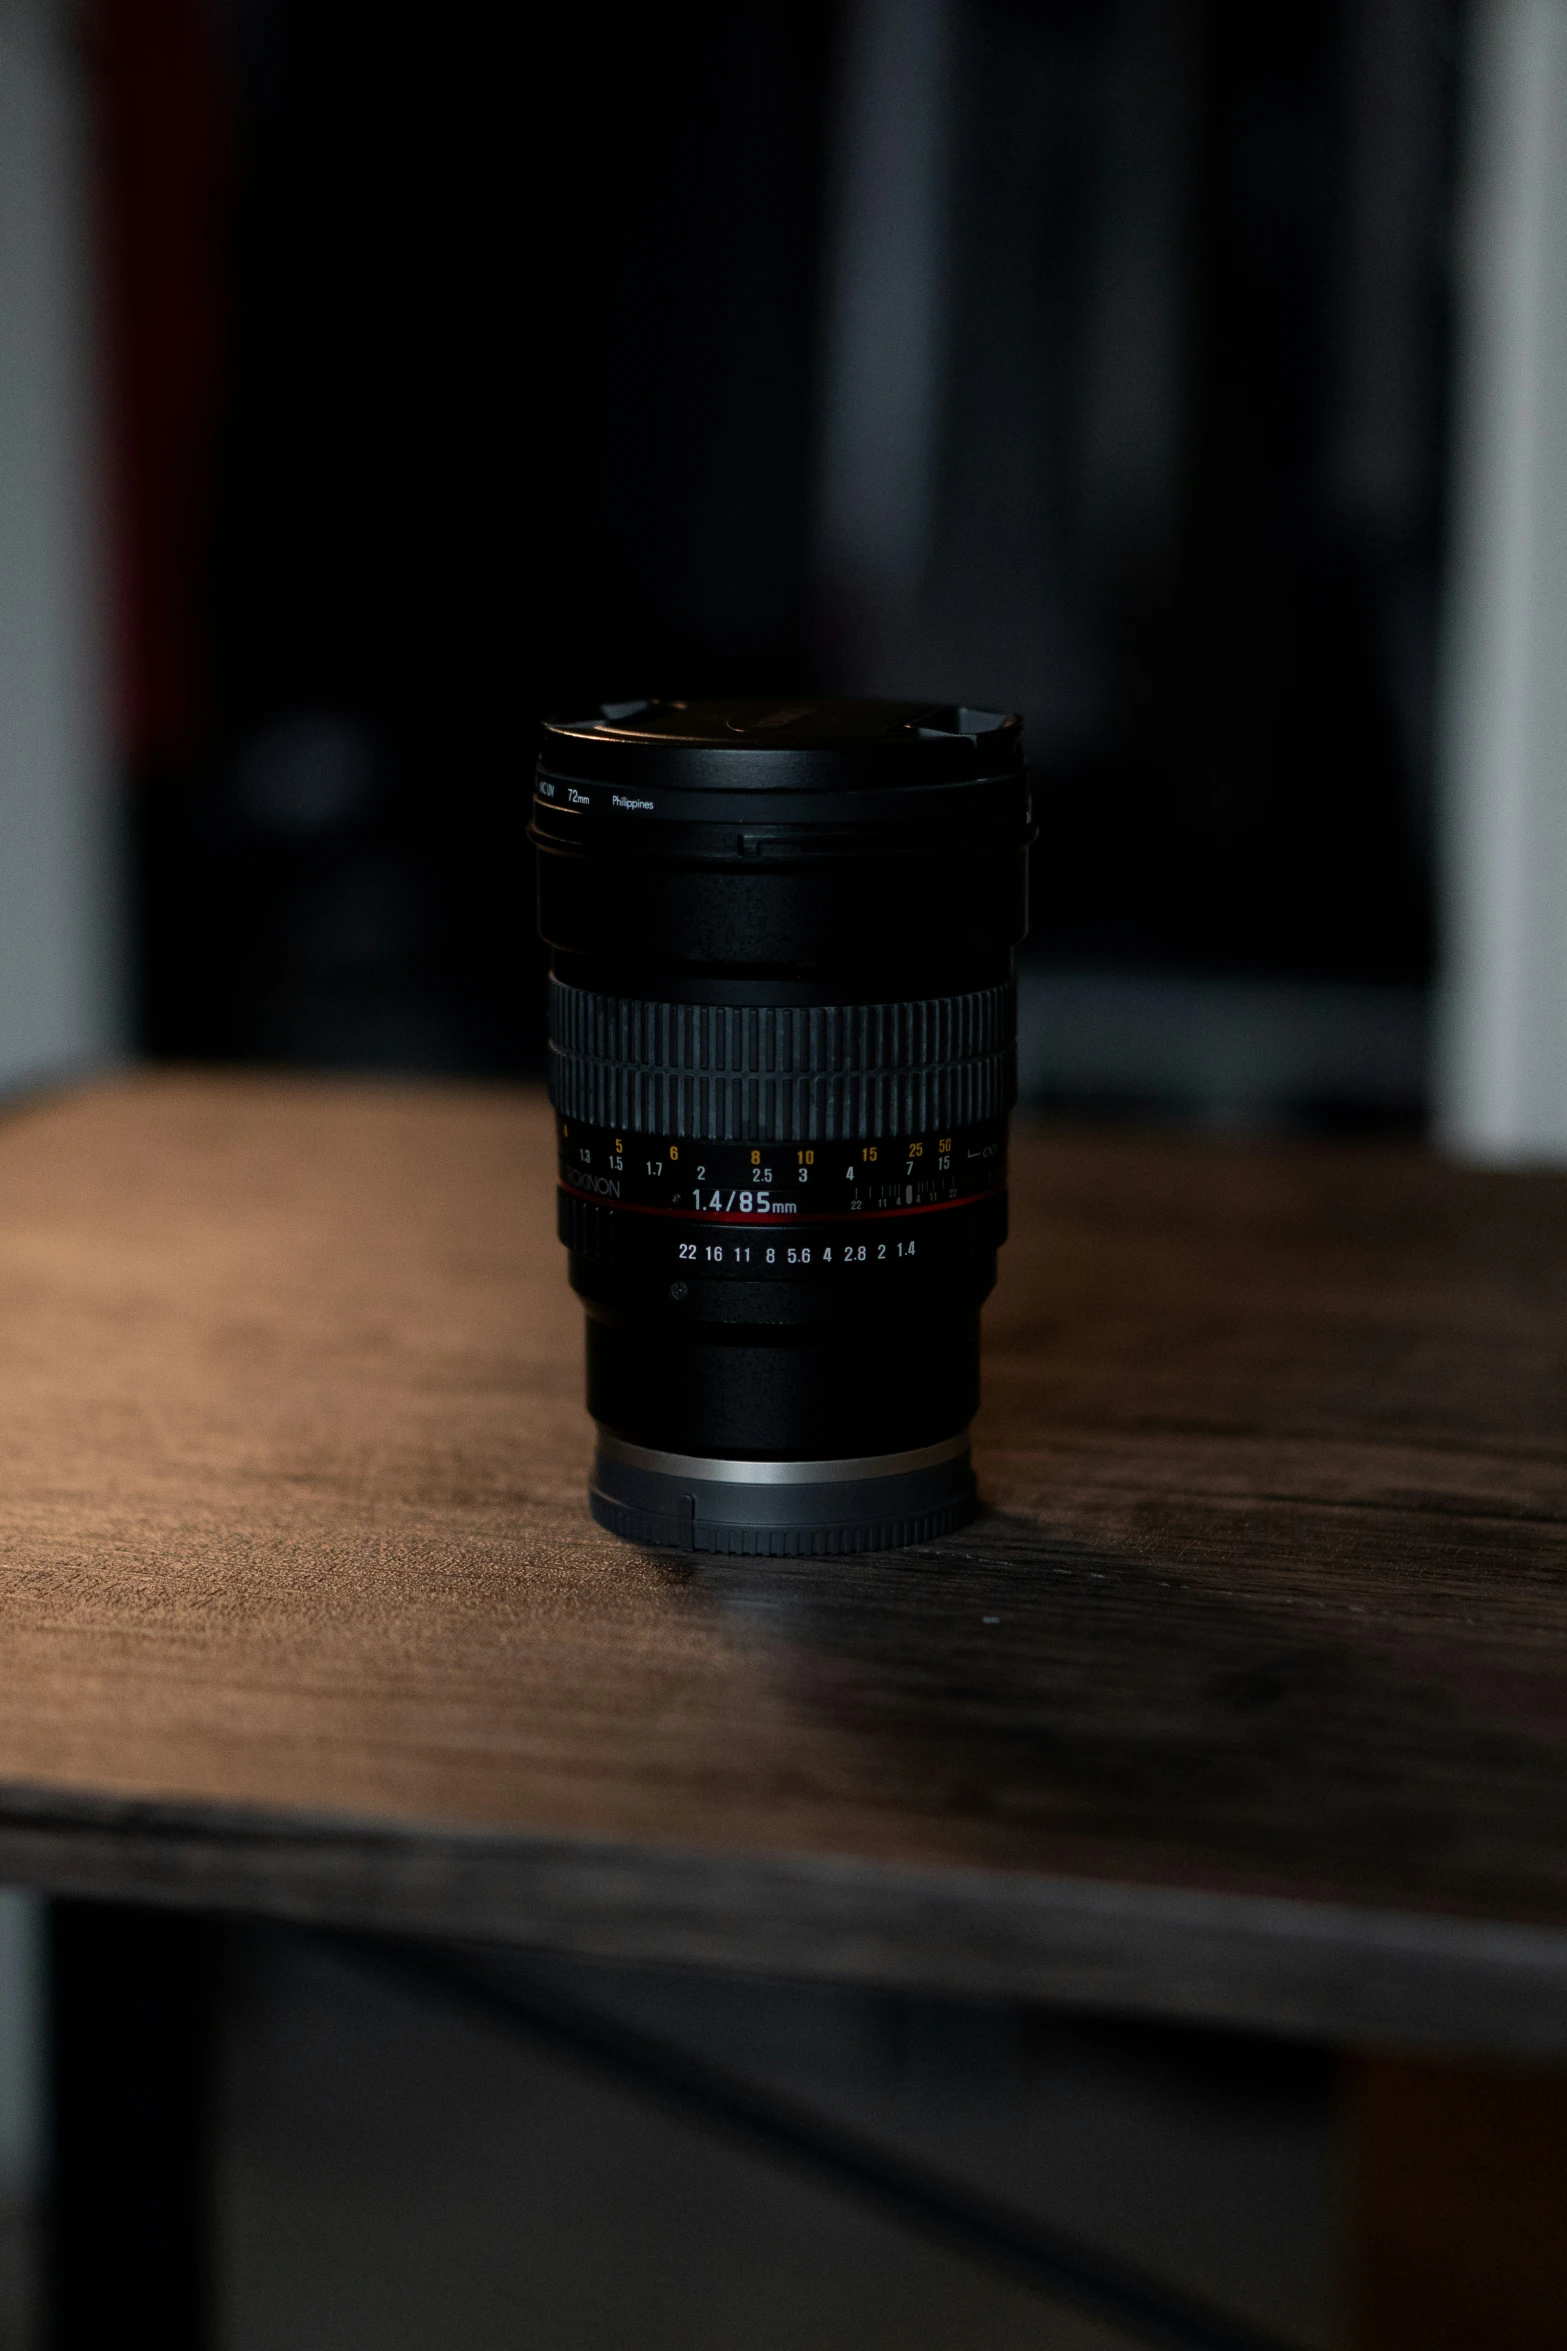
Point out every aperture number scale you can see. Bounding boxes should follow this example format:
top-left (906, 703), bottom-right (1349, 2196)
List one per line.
top-left (674, 1237), bottom-right (923, 1267)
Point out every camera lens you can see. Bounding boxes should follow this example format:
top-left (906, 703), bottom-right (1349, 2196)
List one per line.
top-left (532, 698), bottom-right (1031, 1555)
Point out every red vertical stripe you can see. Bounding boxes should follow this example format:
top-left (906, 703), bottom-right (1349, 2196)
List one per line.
top-left (90, 0), bottom-right (226, 768)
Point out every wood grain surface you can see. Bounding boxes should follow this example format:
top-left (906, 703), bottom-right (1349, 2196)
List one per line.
top-left (2, 1072), bottom-right (1566, 2048)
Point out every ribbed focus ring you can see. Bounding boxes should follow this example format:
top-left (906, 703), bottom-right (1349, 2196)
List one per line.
top-left (548, 978), bottom-right (1016, 1142)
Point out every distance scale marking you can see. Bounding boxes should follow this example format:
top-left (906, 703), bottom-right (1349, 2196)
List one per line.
top-left (556, 1115), bottom-right (1007, 1275)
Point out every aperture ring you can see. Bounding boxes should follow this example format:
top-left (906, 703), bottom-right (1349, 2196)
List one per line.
top-left (548, 979), bottom-right (1016, 1142)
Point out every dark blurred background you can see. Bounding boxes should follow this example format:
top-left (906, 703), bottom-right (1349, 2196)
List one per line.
top-left (105, 0), bottom-right (1461, 1124)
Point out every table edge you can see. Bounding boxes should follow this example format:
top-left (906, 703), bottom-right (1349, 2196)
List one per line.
top-left (0, 1783), bottom-right (1561, 2055)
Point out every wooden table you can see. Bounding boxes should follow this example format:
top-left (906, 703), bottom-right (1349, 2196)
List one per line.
top-left (3, 1072), bottom-right (1566, 2067)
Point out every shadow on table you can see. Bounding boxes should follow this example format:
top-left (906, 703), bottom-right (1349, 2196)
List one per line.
top-left (653, 1505), bottom-right (1567, 1928)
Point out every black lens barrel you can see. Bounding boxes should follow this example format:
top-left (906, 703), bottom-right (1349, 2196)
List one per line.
top-left (533, 699), bottom-right (1030, 1556)
top-left (546, 978), bottom-right (1017, 1141)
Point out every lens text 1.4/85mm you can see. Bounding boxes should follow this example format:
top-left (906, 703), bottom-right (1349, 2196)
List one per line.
top-left (532, 699), bottom-right (1031, 1555)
